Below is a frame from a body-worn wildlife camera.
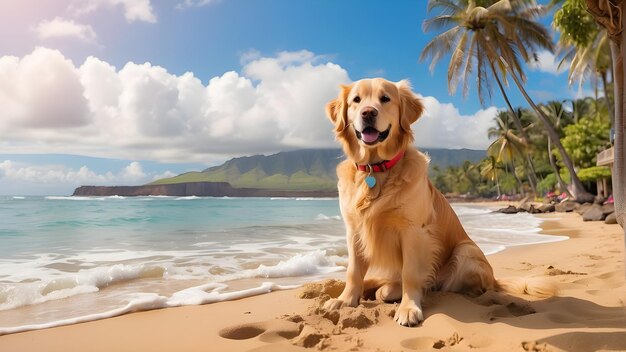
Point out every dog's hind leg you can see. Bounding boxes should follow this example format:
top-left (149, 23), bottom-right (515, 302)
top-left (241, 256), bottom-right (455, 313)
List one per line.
top-left (376, 281), bottom-right (402, 302)
top-left (361, 278), bottom-right (402, 302)
top-left (438, 241), bottom-right (496, 297)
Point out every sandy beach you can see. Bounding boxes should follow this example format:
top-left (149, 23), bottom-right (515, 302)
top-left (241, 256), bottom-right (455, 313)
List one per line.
top-left (0, 210), bottom-right (624, 352)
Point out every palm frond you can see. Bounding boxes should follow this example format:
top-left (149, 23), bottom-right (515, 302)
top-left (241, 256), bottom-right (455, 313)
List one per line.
top-left (448, 31), bottom-right (469, 94)
top-left (423, 14), bottom-right (460, 32)
top-left (459, 32), bottom-right (477, 97)
top-left (420, 26), bottom-right (463, 71)
top-left (427, 0), bottom-right (464, 14)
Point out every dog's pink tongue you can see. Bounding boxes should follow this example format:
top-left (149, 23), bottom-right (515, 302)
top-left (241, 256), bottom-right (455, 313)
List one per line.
top-left (361, 129), bottom-right (379, 143)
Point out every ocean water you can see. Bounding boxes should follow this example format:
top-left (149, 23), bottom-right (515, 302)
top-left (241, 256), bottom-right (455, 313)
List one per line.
top-left (0, 196), bottom-right (567, 334)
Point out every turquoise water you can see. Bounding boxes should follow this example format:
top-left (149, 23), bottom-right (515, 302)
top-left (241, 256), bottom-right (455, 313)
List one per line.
top-left (0, 196), bottom-right (566, 333)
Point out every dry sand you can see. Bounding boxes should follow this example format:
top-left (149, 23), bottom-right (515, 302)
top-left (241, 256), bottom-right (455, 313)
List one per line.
top-left (0, 211), bottom-right (625, 352)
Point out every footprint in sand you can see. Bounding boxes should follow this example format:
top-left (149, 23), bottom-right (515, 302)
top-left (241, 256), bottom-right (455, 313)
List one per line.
top-left (219, 323), bottom-right (266, 340)
top-left (401, 332), bottom-right (464, 350)
top-left (218, 320), bottom-right (303, 343)
top-left (522, 341), bottom-right (553, 352)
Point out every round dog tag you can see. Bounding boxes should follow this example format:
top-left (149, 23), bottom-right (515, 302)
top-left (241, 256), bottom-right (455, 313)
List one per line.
top-left (365, 176), bottom-right (376, 188)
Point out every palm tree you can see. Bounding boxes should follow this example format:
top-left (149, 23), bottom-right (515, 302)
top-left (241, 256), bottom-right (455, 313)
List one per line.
top-left (540, 101), bottom-right (573, 196)
top-left (481, 156), bottom-right (502, 197)
top-left (584, 0), bottom-right (625, 259)
top-left (421, 0), bottom-right (593, 202)
top-left (487, 111), bottom-right (537, 194)
top-left (552, 0), bottom-right (615, 129)
top-left (567, 97), bottom-right (596, 124)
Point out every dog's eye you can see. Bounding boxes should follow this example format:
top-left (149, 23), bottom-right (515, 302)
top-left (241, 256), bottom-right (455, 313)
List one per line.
top-left (380, 95), bottom-right (391, 103)
top-left (353, 96), bottom-right (361, 103)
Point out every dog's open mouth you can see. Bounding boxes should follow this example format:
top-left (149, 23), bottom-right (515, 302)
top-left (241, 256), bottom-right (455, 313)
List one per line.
top-left (355, 125), bottom-right (391, 145)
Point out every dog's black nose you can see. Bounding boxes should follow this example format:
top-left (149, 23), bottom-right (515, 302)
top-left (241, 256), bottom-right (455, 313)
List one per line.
top-left (361, 106), bottom-right (378, 125)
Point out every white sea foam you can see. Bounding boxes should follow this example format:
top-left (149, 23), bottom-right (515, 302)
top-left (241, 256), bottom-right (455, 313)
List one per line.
top-left (0, 249), bottom-right (343, 312)
top-left (270, 197), bottom-right (337, 201)
top-left (0, 282), bottom-right (297, 335)
top-left (11, 196), bottom-right (25, 200)
top-left (234, 250), bottom-right (344, 279)
top-left (175, 196), bottom-right (202, 200)
top-left (315, 213), bottom-right (342, 221)
top-left (0, 263), bottom-right (171, 311)
top-left (296, 197), bottom-right (336, 201)
top-left (46, 196), bottom-right (106, 201)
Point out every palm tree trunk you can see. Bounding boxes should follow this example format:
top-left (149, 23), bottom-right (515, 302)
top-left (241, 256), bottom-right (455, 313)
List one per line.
top-left (524, 154), bottom-right (538, 195)
top-left (499, 57), bottom-right (594, 202)
top-left (488, 60), bottom-right (539, 196)
top-left (495, 171), bottom-right (501, 198)
top-left (548, 136), bottom-right (572, 198)
top-left (601, 70), bottom-right (615, 136)
top-left (612, 33), bottom-right (624, 228)
top-left (511, 163), bottom-right (523, 195)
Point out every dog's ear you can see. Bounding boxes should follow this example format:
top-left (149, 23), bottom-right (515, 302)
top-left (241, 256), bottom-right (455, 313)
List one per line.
top-left (396, 80), bottom-right (424, 132)
top-left (326, 84), bottom-right (352, 132)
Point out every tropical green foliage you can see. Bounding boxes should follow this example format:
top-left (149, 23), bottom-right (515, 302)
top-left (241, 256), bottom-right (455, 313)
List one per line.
top-left (577, 166), bottom-right (612, 182)
top-left (561, 118), bottom-right (610, 168)
top-left (553, 0), bottom-right (597, 47)
top-left (433, 96), bottom-right (611, 198)
top-left (537, 174), bottom-right (558, 195)
top-left (422, 0), bottom-right (595, 201)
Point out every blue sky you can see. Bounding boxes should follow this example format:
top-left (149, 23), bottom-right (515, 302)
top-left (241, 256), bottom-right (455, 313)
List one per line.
top-left (0, 0), bottom-right (583, 195)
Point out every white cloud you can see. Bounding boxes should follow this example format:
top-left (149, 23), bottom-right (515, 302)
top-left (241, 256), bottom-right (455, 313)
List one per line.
top-left (152, 170), bottom-right (177, 181)
top-left (0, 47), bottom-right (497, 164)
top-left (0, 48), bottom-right (90, 132)
top-left (120, 161), bottom-right (146, 181)
top-left (69, 0), bottom-right (157, 23)
top-left (0, 160), bottom-right (152, 185)
top-left (34, 17), bottom-right (97, 42)
top-left (0, 48), bottom-right (351, 162)
top-left (415, 96), bottom-right (497, 150)
top-left (529, 50), bottom-right (567, 75)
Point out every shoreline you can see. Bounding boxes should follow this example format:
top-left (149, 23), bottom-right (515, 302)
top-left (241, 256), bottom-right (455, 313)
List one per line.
top-left (0, 202), bottom-right (552, 332)
top-left (1, 209), bottom-right (625, 351)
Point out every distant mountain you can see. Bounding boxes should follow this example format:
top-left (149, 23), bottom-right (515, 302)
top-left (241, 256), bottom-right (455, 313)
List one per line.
top-left (424, 148), bottom-right (487, 170)
top-left (150, 148), bottom-right (485, 191)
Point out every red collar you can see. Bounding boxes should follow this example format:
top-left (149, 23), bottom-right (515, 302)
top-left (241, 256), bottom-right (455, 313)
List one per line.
top-left (356, 151), bottom-right (405, 173)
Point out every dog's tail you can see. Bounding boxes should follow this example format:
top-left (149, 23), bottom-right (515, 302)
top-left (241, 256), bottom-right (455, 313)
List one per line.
top-left (495, 277), bottom-right (558, 298)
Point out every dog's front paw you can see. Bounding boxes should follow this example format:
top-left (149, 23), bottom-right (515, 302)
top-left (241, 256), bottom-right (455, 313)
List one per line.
top-left (323, 298), bottom-right (345, 310)
top-left (394, 302), bottom-right (424, 327)
top-left (323, 294), bottom-right (359, 311)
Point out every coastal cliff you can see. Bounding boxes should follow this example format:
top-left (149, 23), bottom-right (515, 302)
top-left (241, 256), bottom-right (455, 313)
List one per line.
top-left (72, 182), bottom-right (338, 197)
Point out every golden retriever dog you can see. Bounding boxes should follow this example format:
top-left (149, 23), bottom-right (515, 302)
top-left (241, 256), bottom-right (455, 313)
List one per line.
top-left (323, 78), bottom-right (555, 327)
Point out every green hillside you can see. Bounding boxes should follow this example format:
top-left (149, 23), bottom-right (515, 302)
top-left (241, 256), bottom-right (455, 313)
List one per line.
top-left (151, 149), bottom-right (342, 190)
top-left (150, 148), bottom-right (485, 190)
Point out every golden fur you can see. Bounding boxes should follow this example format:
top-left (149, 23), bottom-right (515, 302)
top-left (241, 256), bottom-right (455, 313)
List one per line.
top-left (323, 78), bottom-right (556, 327)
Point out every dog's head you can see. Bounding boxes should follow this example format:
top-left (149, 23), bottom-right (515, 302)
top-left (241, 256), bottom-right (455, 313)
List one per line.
top-left (326, 78), bottom-right (424, 163)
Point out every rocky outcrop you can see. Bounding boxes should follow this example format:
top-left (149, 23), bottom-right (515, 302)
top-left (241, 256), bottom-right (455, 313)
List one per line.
top-left (72, 182), bottom-right (338, 198)
top-left (582, 204), bottom-right (606, 221)
top-left (555, 201), bottom-right (579, 213)
top-left (497, 205), bottom-right (520, 214)
top-left (537, 204), bottom-right (555, 213)
top-left (495, 199), bottom-right (619, 223)
top-left (605, 212), bottom-right (618, 224)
